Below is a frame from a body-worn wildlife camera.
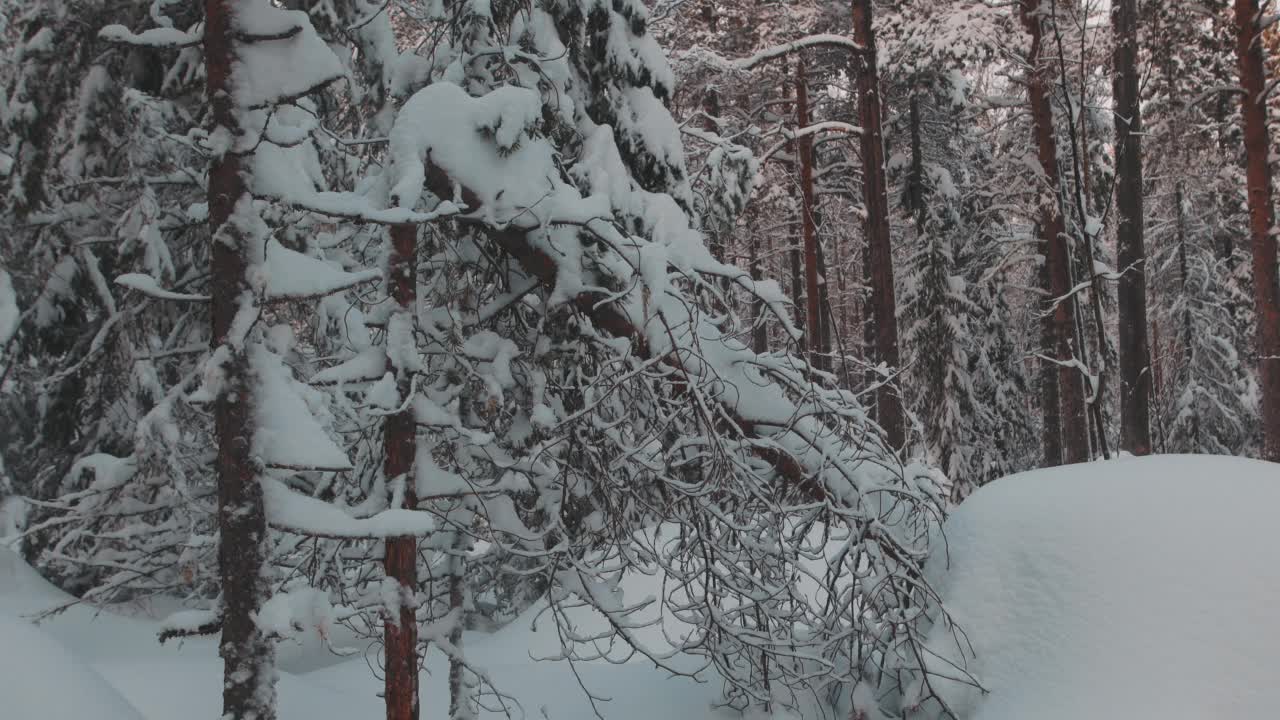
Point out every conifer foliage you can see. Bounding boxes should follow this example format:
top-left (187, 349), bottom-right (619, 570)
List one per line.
top-left (3, 0), bottom-right (1279, 718)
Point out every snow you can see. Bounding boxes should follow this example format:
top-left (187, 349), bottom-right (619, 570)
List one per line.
top-left (229, 0), bottom-right (345, 109)
top-left (99, 24), bottom-right (201, 47)
top-left (251, 345), bottom-right (353, 471)
top-left (260, 238), bottom-right (380, 301)
top-left (310, 347), bottom-right (387, 385)
top-left (389, 82), bottom-right (558, 214)
top-left (262, 476), bottom-right (436, 538)
top-left (0, 613), bottom-right (145, 720)
top-left (14, 456), bottom-right (1280, 720)
top-left (912, 455), bottom-right (1280, 720)
top-left (255, 587), bottom-right (336, 642)
top-left (115, 272), bottom-right (210, 302)
top-left (0, 543), bottom-right (733, 720)
top-left (0, 268), bottom-right (18, 348)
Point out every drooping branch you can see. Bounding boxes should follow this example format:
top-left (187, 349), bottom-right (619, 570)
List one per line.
top-left (415, 164), bottom-right (891, 507)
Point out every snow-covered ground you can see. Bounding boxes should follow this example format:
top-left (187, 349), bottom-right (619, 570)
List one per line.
top-left (918, 454), bottom-right (1280, 719)
top-left (5, 454), bottom-right (1279, 719)
top-left (0, 539), bottom-right (734, 720)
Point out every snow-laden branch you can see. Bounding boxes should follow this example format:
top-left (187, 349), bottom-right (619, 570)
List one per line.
top-left (408, 135), bottom-right (901, 509)
top-left (262, 478), bottom-right (437, 539)
top-left (1034, 353), bottom-right (1100, 403)
top-left (783, 121), bottom-right (864, 140)
top-left (99, 24), bottom-right (202, 48)
top-left (730, 34), bottom-right (866, 69)
top-left (675, 34), bottom-right (865, 76)
top-left (115, 273), bottom-right (210, 302)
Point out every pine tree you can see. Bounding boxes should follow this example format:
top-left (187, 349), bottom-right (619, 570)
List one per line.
top-left (1021, 0), bottom-right (1089, 465)
top-left (1112, 0), bottom-right (1153, 455)
top-left (1233, 0), bottom-right (1280, 461)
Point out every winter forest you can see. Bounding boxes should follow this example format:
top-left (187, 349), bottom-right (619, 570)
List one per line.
top-left (1, 0), bottom-right (1279, 718)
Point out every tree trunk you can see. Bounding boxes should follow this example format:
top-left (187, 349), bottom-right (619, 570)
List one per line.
top-left (1022, 0), bottom-right (1089, 464)
top-left (446, 534), bottom-right (467, 718)
top-left (750, 226), bottom-right (768, 354)
top-left (206, 1), bottom-right (275, 717)
top-left (703, 84), bottom-right (725, 264)
top-left (790, 217), bottom-right (805, 356)
top-left (1112, 0), bottom-right (1152, 455)
top-left (1234, 0), bottom-right (1280, 461)
top-left (907, 95), bottom-right (925, 221)
top-left (852, 0), bottom-right (904, 449)
top-left (1175, 183), bottom-right (1201, 452)
top-left (1038, 229), bottom-right (1064, 467)
top-left (384, 224), bottom-right (420, 720)
top-left (815, 227), bottom-right (834, 366)
top-left (796, 59), bottom-right (824, 371)
top-left (783, 63), bottom-right (806, 354)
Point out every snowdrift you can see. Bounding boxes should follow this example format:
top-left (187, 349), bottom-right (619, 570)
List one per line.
top-left (0, 542), bottom-right (728, 720)
top-left (918, 454), bottom-right (1280, 719)
top-left (0, 612), bottom-right (146, 720)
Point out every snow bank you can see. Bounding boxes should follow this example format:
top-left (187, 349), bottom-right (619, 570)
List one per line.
top-left (0, 613), bottom-right (145, 720)
top-left (916, 455), bottom-right (1280, 719)
top-left (0, 544), bottom-right (732, 720)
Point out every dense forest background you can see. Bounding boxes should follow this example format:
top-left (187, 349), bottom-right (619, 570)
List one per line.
top-left (1, 0), bottom-right (1277, 719)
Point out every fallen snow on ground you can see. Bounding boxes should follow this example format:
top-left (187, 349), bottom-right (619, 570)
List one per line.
top-left (0, 542), bottom-right (748, 720)
top-left (7, 454), bottom-right (1276, 720)
top-left (917, 454), bottom-right (1280, 720)
top-left (0, 612), bottom-right (145, 720)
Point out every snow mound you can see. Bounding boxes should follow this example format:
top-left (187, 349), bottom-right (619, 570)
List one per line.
top-left (0, 613), bottom-right (145, 720)
top-left (918, 455), bottom-right (1280, 720)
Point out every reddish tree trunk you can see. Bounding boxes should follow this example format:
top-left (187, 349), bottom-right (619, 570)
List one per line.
top-left (796, 59), bottom-right (824, 371)
top-left (852, 0), bottom-right (904, 449)
top-left (750, 227), bottom-right (768, 354)
top-left (1113, 0), bottom-right (1153, 455)
top-left (1022, 0), bottom-right (1089, 465)
top-left (206, 1), bottom-right (275, 717)
top-left (1038, 236), bottom-right (1064, 467)
top-left (782, 67), bottom-right (806, 353)
top-left (1235, 0), bottom-right (1280, 461)
top-left (384, 224), bottom-right (420, 720)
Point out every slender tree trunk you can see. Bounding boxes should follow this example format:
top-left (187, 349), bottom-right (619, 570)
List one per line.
top-left (852, 0), bottom-right (904, 448)
top-left (1174, 183), bottom-right (1201, 452)
top-left (1038, 230), bottom-right (1064, 467)
top-left (1112, 0), bottom-right (1152, 455)
top-left (384, 224), bottom-right (420, 720)
top-left (750, 227), bottom-right (768, 354)
top-left (1234, 0), bottom-right (1280, 461)
top-left (907, 95), bottom-right (925, 221)
top-left (815, 228), bottom-right (834, 365)
top-left (783, 63), bottom-right (806, 354)
top-left (446, 534), bottom-right (467, 718)
top-left (790, 214), bottom-right (805, 356)
top-left (1022, 0), bottom-right (1089, 464)
top-left (207, 1), bottom-right (275, 717)
top-left (796, 59), bottom-right (824, 371)
top-left (861, 240), bottom-right (877, 401)
top-left (703, 84), bottom-right (725, 264)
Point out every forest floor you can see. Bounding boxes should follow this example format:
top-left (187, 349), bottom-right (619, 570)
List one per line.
top-left (3, 454), bottom-right (1279, 719)
top-left (917, 454), bottom-right (1280, 719)
top-left (0, 536), bottom-right (746, 720)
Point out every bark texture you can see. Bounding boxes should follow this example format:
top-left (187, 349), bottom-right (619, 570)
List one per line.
top-left (1021, 0), bottom-right (1089, 465)
top-left (852, 0), bottom-right (904, 449)
top-left (1112, 0), bottom-right (1153, 455)
top-left (384, 224), bottom-right (420, 720)
top-left (796, 59), bottom-right (824, 371)
top-left (206, 1), bottom-right (275, 717)
top-left (1038, 234), bottom-right (1064, 467)
top-left (1234, 0), bottom-right (1280, 461)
